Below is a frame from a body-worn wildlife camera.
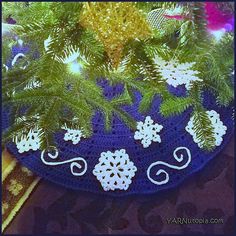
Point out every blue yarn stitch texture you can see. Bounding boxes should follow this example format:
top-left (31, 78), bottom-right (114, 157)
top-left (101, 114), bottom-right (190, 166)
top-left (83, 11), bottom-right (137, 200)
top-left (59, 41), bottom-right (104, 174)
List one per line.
top-left (2, 44), bottom-right (234, 196)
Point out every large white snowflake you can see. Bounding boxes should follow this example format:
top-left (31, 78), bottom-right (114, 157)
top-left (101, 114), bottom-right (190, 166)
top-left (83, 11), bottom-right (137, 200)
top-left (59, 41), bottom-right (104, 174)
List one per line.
top-left (154, 56), bottom-right (202, 90)
top-left (93, 149), bottom-right (137, 191)
top-left (185, 110), bottom-right (227, 148)
top-left (62, 127), bottom-right (84, 145)
top-left (14, 128), bottom-right (42, 153)
top-left (134, 116), bottom-right (163, 148)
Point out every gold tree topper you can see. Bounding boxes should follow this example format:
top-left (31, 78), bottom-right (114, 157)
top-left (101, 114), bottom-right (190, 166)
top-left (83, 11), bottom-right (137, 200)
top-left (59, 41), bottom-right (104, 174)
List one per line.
top-left (80, 2), bottom-right (152, 68)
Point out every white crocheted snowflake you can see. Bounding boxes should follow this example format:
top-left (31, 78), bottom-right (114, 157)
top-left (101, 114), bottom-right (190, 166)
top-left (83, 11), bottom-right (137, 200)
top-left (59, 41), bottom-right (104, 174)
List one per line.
top-left (185, 110), bottom-right (227, 148)
top-left (63, 127), bottom-right (84, 145)
top-left (93, 149), bottom-right (137, 191)
top-left (134, 116), bottom-right (163, 148)
top-left (154, 56), bottom-right (202, 90)
top-left (14, 128), bottom-right (42, 153)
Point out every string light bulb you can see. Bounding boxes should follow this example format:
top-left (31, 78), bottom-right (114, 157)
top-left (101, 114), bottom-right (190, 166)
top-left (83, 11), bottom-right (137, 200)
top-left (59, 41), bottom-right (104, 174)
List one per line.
top-left (210, 29), bottom-right (226, 42)
top-left (17, 39), bottom-right (24, 46)
top-left (68, 59), bottom-right (83, 74)
top-left (63, 51), bottom-right (80, 64)
top-left (44, 36), bottom-right (80, 64)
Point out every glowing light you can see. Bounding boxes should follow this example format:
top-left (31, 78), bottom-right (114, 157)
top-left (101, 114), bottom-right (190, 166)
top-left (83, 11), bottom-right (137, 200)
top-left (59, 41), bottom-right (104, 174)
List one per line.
top-left (44, 36), bottom-right (51, 52)
top-left (44, 36), bottom-right (80, 64)
top-left (2, 23), bottom-right (21, 36)
top-left (210, 29), bottom-right (226, 42)
top-left (17, 39), bottom-right (24, 46)
top-left (63, 52), bottom-right (80, 64)
top-left (68, 60), bottom-right (83, 74)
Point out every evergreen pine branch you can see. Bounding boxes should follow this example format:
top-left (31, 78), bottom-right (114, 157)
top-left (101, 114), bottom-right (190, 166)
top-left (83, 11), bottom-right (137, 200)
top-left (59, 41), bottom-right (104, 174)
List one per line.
top-left (113, 108), bottom-right (137, 130)
top-left (192, 2), bottom-right (209, 42)
top-left (39, 130), bottom-right (55, 151)
top-left (139, 90), bottom-right (156, 113)
top-left (160, 97), bottom-right (193, 117)
top-left (110, 85), bottom-right (133, 107)
top-left (39, 99), bottom-right (61, 132)
top-left (187, 83), bottom-right (216, 150)
top-left (2, 2), bottom-right (234, 152)
top-left (123, 40), bottom-right (162, 82)
top-left (2, 116), bottom-right (37, 143)
top-left (196, 34), bottom-right (234, 106)
top-left (177, 2), bottom-right (211, 61)
top-left (192, 109), bottom-right (215, 151)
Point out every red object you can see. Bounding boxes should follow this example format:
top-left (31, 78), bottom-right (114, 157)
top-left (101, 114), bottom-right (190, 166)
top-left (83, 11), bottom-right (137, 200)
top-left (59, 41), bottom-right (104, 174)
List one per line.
top-left (163, 14), bottom-right (186, 21)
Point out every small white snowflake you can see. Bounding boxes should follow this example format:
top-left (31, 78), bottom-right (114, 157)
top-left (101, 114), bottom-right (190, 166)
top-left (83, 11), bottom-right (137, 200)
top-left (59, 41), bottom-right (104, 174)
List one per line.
top-left (154, 56), bottom-right (202, 90)
top-left (14, 128), bottom-right (42, 153)
top-left (185, 110), bottom-right (227, 148)
top-left (93, 149), bottom-right (137, 191)
top-left (62, 127), bottom-right (84, 145)
top-left (134, 116), bottom-right (163, 148)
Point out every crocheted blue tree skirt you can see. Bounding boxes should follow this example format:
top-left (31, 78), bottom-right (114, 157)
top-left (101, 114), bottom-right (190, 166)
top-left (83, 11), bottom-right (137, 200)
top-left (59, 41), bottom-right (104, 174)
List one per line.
top-left (2, 44), bottom-right (234, 196)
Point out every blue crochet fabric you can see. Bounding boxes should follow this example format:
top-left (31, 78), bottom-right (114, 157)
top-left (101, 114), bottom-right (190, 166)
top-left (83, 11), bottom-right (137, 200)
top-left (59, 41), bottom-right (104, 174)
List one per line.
top-left (2, 44), bottom-right (234, 196)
